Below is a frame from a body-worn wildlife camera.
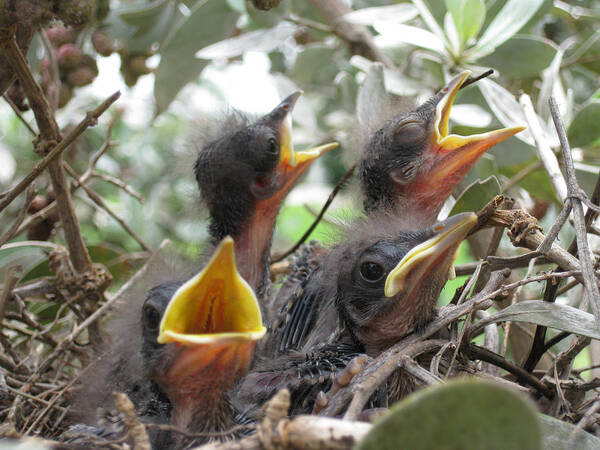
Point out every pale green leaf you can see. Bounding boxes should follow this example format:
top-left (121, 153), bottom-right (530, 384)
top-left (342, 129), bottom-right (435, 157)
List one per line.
top-left (446, 0), bottom-right (485, 46)
top-left (411, 0), bottom-right (449, 47)
top-left (196, 23), bottom-right (296, 59)
top-left (477, 79), bottom-right (535, 145)
top-left (479, 35), bottom-right (557, 78)
top-left (540, 415), bottom-right (600, 450)
top-left (461, 0), bottom-right (486, 43)
top-left (567, 100), bottom-right (600, 148)
top-left (154, 0), bottom-right (238, 115)
top-left (471, 0), bottom-right (545, 58)
top-left (450, 176), bottom-right (500, 215)
top-left (474, 301), bottom-right (600, 340)
top-left (342, 4), bottom-right (418, 27)
top-left (374, 24), bottom-right (446, 54)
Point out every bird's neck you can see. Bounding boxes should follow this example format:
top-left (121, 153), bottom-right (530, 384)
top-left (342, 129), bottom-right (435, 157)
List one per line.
top-left (156, 341), bottom-right (256, 435)
top-left (228, 198), bottom-right (282, 298)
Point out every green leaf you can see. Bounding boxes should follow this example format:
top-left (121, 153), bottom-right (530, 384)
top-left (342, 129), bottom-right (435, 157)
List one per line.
top-left (575, 162), bottom-right (600, 197)
top-left (499, 159), bottom-right (558, 204)
top-left (450, 176), bottom-right (500, 215)
top-left (540, 415), bottom-right (600, 450)
top-left (342, 4), bottom-right (418, 27)
top-left (153, 0), bottom-right (239, 115)
top-left (195, 23), bottom-right (296, 59)
top-left (477, 79), bottom-right (535, 146)
top-left (356, 379), bottom-right (541, 450)
top-left (374, 24), bottom-right (447, 54)
top-left (411, 0), bottom-right (450, 52)
top-left (289, 44), bottom-right (338, 85)
top-left (446, 0), bottom-right (486, 47)
top-left (470, 0), bottom-right (545, 58)
top-left (117, 0), bottom-right (173, 26)
top-left (567, 100), bottom-right (600, 148)
top-left (474, 301), bottom-right (600, 340)
top-left (479, 35), bottom-right (557, 78)
top-left (1, 245), bottom-right (49, 284)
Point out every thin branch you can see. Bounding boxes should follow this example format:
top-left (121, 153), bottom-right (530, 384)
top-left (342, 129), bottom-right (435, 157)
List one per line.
top-left (0, 184), bottom-right (35, 246)
top-left (2, 92), bottom-right (36, 134)
top-left (519, 94), bottom-right (568, 201)
top-left (537, 199), bottom-right (572, 254)
top-left (0, 27), bottom-right (120, 274)
top-left (461, 344), bottom-right (554, 398)
top-left (273, 163), bottom-right (355, 262)
top-left (549, 96), bottom-right (600, 325)
top-left (0, 91), bottom-right (120, 214)
top-left (460, 69), bottom-right (494, 90)
top-left (91, 171), bottom-right (144, 203)
top-left (501, 161), bottom-right (542, 193)
top-left (63, 163), bottom-right (151, 252)
top-left (306, 0), bottom-right (394, 67)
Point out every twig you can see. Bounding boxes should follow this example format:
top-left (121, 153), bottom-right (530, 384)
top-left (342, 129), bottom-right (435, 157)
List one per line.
top-left (273, 163), bottom-right (355, 262)
top-left (519, 94), bottom-right (568, 201)
top-left (501, 161), bottom-right (542, 193)
top-left (63, 163), bottom-right (151, 252)
top-left (399, 355), bottom-right (442, 386)
top-left (39, 30), bottom-right (60, 112)
top-left (461, 344), bottom-right (554, 398)
top-left (538, 199), bottom-right (572, 254)
top-left (460, 69), bottom-right (494, 90)
top-left (0, 184), bottom-right (35, 247)
top-left (306, 0), bottom-right (394, 67)
top-left (91, 171), bottom-right (144, 203)
top-left (0, 91), bottom-right (120, 215)
top-left (35, 240), bottom-right (170, 375)
top-left (501, 256), bottom-right (538, 357)
top-left (2, 92), bottom-right (36, 134)
top-left (13, 132), bottom-right (118, 238)
top-left (523, 276), bottom-right (562, 372)
top-left (549, 97), bottom-right (600, 325)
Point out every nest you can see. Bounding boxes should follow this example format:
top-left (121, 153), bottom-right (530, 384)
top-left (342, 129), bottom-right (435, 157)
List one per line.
top-left (2, 195), bottom-right (600, 449)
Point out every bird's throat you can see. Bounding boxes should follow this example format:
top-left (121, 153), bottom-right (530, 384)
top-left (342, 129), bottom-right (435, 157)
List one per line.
top-left (234, 199), bottom-right (281, 297)
top-left (157, 340), bottom-right (255, 432)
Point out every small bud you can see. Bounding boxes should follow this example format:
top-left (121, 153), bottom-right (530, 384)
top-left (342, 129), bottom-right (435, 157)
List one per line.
top-left (91, 29), bottom-right (115, 57)
top-left (128, 56), bottom-right (152, 77)
top-left (58, 83), bottom-right (73, 108)
top-left (57, 44), bottom-right (83, 69)
top-left (45, 27), bottom-right (78, 47)
top-left (66, 66), bottom-right (96, 87)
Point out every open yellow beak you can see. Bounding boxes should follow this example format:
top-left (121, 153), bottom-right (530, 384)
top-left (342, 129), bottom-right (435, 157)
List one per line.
top-left (429, 70), bottom-right (525, 182)
top-left (276, 91), bottom-right (339, 184)
top-left (385, 212), bottom-right (477, 297)
top-left (158, 236), bottom-right (266, 345)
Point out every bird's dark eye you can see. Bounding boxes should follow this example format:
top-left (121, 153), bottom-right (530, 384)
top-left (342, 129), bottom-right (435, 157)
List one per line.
top-left (360, 261), bottom-right (385, 282)
top-left (267, 137), bottom-right (278, 155)
top-left (143, 305), bottom-right (161, 331)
